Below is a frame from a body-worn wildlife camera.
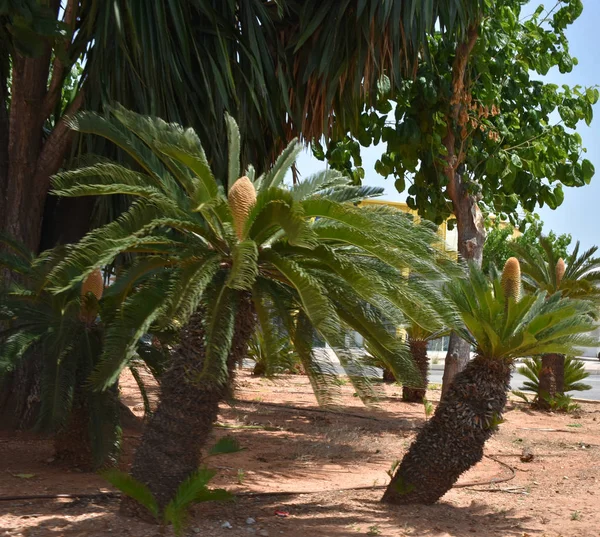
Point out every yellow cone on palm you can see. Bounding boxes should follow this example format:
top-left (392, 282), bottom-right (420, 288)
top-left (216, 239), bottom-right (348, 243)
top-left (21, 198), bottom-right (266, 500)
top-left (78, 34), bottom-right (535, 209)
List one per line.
top-left (556, 258), bottom-right (566, 288)
top-left (228, 176), bottom-right (256, 240)
top-left (81, 269), bottom-right (104, 300)
top-left (501, 257), bottom-right (521, 302)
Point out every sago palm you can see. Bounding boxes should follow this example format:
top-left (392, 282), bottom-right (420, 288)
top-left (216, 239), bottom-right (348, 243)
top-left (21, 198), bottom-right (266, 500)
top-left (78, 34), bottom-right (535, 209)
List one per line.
top-left (402, 323), bottom-right (446, 403)
top-left (48, 106), bottom-right (456, 515)
top-left (517, 356), bottom-right (592, 396)
top-left (0, 236), bottom-right (119, 468)
top-left (512, 237), bottom-right (600, 404)
top-left (383, 258), bottom-right (596, 505)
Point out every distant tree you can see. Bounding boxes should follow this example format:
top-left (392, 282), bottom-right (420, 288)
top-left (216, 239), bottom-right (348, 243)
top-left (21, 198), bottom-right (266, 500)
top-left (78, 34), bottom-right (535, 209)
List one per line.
top-left (482, 219), bottom-right (571, 274)
top-left (317, 0), bottom-right (596, 389)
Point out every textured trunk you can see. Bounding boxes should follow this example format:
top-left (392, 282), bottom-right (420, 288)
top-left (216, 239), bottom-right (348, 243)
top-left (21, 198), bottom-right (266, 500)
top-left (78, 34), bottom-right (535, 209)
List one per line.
top-left (441, 333), bottom-right (472, 398)
top-left (440, 24), bottom-right (484, 396)
top-left (1, 4), bottom-right (83, 427)
top-left (121, 296), bottom-right (255, 518)
top-left (402, 339), bottom-right (429, 402)
top-left (382, 367), bottom-right (396, 383)
top-left (383, 356), bottom-right (511, 505)
top-left (0, 349), bottom-right (42, 430)
top-left (537, 353), bottom-right (564, 409)
top-left (53, 393), bottom-right (93, 469)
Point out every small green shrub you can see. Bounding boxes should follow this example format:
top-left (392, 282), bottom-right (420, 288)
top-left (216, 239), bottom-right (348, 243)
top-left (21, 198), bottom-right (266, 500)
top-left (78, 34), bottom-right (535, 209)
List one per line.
top-left (517, 356), bottom-right (592, 394)
top-left (103, 437), bottom-right (241, 535)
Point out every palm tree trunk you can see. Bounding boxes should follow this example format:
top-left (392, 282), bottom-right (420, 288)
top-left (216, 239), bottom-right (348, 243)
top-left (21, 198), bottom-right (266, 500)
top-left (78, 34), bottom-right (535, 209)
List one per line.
top-left (121, 296), bottom-right (255, 518)
top-left (402, 340), bottom-right (429, 402)
top-left (382, 355), bottom-right (511, 505)
top-left (537, 353), bottom-right (564, 409)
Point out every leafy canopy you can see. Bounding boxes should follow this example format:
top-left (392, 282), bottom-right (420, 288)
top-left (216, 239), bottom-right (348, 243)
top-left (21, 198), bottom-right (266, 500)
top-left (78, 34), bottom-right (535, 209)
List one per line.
top-left (482, 219), bottom-right (571, 274)
top-left (315, 0), bottom-right (596, 229)
top-left (49, 106), bottom-right (458, 406)
top-left (512, 236), bottom-right (600, 305)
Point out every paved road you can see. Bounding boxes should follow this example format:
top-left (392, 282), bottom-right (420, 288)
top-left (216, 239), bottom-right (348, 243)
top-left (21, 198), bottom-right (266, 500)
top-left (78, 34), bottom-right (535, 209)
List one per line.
top-left (427, 366), bottom-right (600, 401)
top-left (243, 357), bottom-right (600, 401)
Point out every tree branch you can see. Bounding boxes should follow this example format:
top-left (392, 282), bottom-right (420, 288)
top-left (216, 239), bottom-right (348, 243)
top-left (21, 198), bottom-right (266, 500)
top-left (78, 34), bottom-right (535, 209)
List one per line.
top-left (36, 90), bottom-right (84, 183)
top-left (41, 0), bottom-right (78, 121)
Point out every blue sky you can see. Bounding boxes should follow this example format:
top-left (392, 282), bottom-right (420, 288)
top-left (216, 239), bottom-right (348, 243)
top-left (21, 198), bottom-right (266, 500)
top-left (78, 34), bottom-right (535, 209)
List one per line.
top-left (293, 1), bottom-right (600, 252)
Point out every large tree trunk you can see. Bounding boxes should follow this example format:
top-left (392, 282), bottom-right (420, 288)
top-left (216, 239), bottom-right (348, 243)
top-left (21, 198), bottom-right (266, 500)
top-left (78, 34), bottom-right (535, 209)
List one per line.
top-left (383, 356), bottom-right (511, 505)
top-left (121, 296), bottom-right (255, 518)
top-left (402, 339), bottom-right (429, 402)
top-left (537, 353), bottom-right (564, 410)
top-left (0, 2), bottom-right (84, 428)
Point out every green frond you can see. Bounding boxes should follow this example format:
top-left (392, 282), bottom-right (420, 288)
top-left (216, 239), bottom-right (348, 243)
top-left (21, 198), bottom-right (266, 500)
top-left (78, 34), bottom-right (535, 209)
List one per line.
top-left (66, 112), bottom-right (169, 184)
top-left (225, 112), bottom-right (241, 191)
top-left (0, 232), bottom-right (34, 263)
top-left (102, 469), bottom-right (159, 518)
top-left (227, 240), bottom-right (258, 290)
top-left (0, 332), bottom-right (43, 373)
top-left (258, 139), bottom-right (302, 192)
top-left (90, 284), bottom-right (169, 391)
top-left (290, 169), bottom-right (348, 201)
top-left (290, 311), bottom-right (340, 407)
top-left (159, 257), bottom-right (221, 329)
top-left (207, 437), bottom-right (243, 457)
top-left (246, 187), bottom-right (317, 247)
top-left (165, 467), bottom-right (231, 535)
top-left (195, 282), bottom-right (237, 386)
top-left (260, 250), bottom-right (337, 333)
top-left (446, 264), bottom-right (597, 362)
top-left (129, 364), bottom-right (152, 417)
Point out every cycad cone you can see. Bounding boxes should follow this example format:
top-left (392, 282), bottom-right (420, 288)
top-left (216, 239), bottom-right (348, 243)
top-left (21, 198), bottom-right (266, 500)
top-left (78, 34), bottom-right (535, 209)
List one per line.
top-left (81, 269), bottom-right (104, 300)
top-left (228, 176), bottom-right (256, 240)
top-left (556, 258), bottom-right (566, 288)
top-left (501, 257), bottom-right (521, 302)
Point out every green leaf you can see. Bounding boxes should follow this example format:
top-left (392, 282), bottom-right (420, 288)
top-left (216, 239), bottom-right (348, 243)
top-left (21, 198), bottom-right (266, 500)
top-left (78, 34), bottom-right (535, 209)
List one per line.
top-left (207, 437), bottom-right (244, 456)
top-left (582, 159), bottom-right (595, 184)
top-left (225, 113), bottom-right (241, 191)
top-left (102, 470), bottom-right (159, 518)
top-left (510, 153), bottom-right (522, 169)
top-left (227, 240), bottom-right (259, 290)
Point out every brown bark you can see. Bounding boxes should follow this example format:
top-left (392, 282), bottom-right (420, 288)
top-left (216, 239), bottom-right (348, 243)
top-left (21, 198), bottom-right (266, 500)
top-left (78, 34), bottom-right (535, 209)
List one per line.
top-left (4, 52), bottom-right (52, 251)
top-left (382, 367), bottom-right (396, 383)
top-left (440, 24), bottom-right (485, 396)
top-left (0, 75), bottom-right (8, 207)
top-left (1, 1), bottom-right (84, 428)
top-left (121, 296), bottom-right (256, 518)
top-left (0, 348), bottom-right (42, 430)
top-left (537, 353), bottom-right (564, 409)
top-left (402, 339), bottom-right (429, 402)
top-left (383, 356), bottom-right (511, 505)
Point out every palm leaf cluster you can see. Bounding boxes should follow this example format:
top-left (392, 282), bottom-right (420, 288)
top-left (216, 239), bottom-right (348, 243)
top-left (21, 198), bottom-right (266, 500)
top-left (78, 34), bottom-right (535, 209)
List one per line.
top-left (81, 0), bottom-right (485, 179)
top-left (517, 356), bottom-right (592, 394)
top-left (513, 237), bottom-right (600, 305)
top-left (0, 233), bottom-right (168, 466)
top-left (49, 105), bottom-right (458, 406)
top-left (445, 263), bottom-right (597, 363)
top-left (0, 236), bottom-right (120, 466)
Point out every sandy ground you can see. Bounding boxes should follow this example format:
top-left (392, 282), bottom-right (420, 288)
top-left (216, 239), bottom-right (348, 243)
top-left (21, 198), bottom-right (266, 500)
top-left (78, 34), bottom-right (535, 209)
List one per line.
top-left (1, 368), bottom-right (599, 537)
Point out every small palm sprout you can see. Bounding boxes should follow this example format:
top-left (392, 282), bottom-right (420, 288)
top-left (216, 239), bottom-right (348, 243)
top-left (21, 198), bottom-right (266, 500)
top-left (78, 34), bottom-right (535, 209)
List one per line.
top-left (383, 258), bottom-right (597, 505)
top-left (48, 105), bottom-right (457, 516)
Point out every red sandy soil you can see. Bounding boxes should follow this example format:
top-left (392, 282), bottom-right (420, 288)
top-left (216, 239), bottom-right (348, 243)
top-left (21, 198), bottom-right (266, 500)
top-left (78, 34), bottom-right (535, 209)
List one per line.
top-left (1, 368), bottom-right (599, 537)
